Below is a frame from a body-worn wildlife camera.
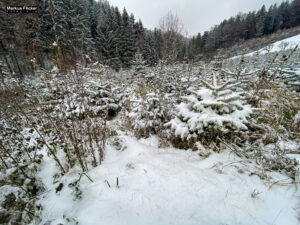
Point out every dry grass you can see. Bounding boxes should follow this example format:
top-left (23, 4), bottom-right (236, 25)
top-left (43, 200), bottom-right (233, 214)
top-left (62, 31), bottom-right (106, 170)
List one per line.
top-left (0, 68), bottom-right (108, 174)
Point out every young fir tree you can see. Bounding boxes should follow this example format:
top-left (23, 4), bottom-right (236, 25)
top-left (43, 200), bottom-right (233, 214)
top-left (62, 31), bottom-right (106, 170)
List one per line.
top-left (166, 73), bottom-right (254, 146)
top-left (89, 81), bottom-right (123, 119)
top-left (132, 52), bottom-right (146, 78)
top-left (129, 92), bottom-right (167, 138)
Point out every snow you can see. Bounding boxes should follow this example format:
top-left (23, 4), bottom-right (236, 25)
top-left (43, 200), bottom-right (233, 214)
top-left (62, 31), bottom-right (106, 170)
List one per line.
top-left (0, 185), bottom-right (22, 204)
top-left (279, 140), bottom-right (300, 152)
top-left (1, 54), bottom-right (299, 225)
top-left (232, 34), bottom-right (300, 59)
top-left (260, 34), bottom-right (300, 53)
top-left (37, 135), bottom-right (300, 225)
top-left (295, 110), bottom-right (300, 125)
top-left (166, 78), bottom-right (253, 139)
top-left (51, 66), bottom-right (59, 73)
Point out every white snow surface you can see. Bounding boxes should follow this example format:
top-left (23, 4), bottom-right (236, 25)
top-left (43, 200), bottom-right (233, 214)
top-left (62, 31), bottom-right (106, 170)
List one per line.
top-left (232, 34), bottom-right (300, 59)
top-left (37, 136), bottom-right (300, 225)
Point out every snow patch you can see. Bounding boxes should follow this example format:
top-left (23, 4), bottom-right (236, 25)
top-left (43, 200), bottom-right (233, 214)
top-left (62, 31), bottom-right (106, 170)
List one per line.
top-left (232, 34), bottom-right (300, 59)
top-left (38, 136), bottom-right (300, 225)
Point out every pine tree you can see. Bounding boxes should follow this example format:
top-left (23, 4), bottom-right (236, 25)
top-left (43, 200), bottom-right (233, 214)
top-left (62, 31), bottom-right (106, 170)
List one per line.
top-left (291, 0), bottom-right (300, 27)
top-left (69, 0), bottom-right (95, 62)
top-left (245, 11), bottom-right (257, 40)
top-left (166, 74), bottom-right (253, 144)
top-left (119, 9), bottom-right (137, 68)
top-left (129, 92), bottom-right (168, 138)
top-left (134, 20), bottom-right (145, 53)
top-left (201, 31), bottom-right (209, 51)
top-left (279, 1), bottom-right (292, 29)
top-left (153, 28), bottom-right (163, 60)
top-left (133, 52), bottom-right (146, 78)
top-left (144, 31), bottom-right (159, 66)
top-left (96, 4), bottom-right (121, 70)
top-left (263, 5), bottom-right (275, 35)
top-left (87, 0), bottom-right (101, 39)
top-left (256, 5), bottom-right (267, 37)
top-left (89, 81), bottom-right (123, 118)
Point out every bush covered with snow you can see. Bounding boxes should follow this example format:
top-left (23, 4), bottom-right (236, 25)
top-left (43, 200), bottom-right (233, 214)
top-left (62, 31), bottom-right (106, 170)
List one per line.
top-left (166, 74), bottom-right (254, 148)
top-left (132, 52), bottom-right (147, 79)
top-left (88, 81), bottom-right (124, 119)
top-left (128, 91), bottom-right (169, 138)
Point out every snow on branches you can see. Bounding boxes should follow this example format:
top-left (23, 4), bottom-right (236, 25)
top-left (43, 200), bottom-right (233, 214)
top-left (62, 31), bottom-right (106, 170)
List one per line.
top-left (166, 73), bottom-right (254, 144)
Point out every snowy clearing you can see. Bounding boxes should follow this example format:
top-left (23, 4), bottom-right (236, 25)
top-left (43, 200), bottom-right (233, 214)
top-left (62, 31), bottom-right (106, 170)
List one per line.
top-left (38, 136), bottom-right (300, 225)
top-left (1, 1), bottom-right (300, 224)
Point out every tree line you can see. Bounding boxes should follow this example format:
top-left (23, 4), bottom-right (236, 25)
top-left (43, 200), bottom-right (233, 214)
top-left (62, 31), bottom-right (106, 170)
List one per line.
top-left (0, 0), bottom-right (160, 74)
top-left (188, 0), bottom-right (300, 59)
top-left (0, 0), bottom-right (300, 75)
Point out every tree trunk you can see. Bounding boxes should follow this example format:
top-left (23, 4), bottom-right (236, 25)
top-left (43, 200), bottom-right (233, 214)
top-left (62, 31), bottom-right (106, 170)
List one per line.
top-left (11, 51), bottom-right (23, 77)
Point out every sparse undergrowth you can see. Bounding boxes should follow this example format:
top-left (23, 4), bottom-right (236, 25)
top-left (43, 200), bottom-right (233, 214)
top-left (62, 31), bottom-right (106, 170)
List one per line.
top-left (0, 46), bottom-right (300, 224)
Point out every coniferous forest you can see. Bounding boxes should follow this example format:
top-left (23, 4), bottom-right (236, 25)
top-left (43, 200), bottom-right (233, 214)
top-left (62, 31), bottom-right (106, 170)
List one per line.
top-left (1, 0), bottom-right (300, 75)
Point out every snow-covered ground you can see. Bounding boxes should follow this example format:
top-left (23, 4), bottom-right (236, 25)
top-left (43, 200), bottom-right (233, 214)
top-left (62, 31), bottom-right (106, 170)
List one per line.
top-left (232, 34), bottom-right (300, 59)
top-left (1, 38), bottom-right (299, 225)
top-left (38, 135), bottom-right (300, 225)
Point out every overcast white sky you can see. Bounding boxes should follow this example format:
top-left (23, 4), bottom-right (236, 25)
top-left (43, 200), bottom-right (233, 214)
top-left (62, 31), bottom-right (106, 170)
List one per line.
top-left (107, 0), bottom-right (287, 36)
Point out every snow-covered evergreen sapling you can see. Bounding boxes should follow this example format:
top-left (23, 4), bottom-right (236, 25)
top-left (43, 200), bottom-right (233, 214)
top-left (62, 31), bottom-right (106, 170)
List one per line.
top-left (166, 73), bottom-right (254, 147)
top-left (128, 92), bottom-right (167, 138)
top-left (132, 52), bottom-right (146, 79)
top-left (89, 82), bottom-right (123, 119)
